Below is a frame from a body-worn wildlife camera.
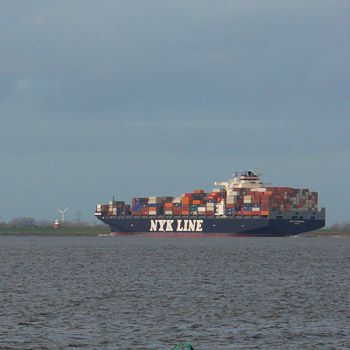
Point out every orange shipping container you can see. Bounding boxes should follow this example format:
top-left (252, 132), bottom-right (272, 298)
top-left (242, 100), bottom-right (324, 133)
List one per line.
top-left (181, 198), bottom-right (191, 205)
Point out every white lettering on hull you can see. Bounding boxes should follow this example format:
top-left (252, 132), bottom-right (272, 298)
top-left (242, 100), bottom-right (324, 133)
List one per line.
top-left (176, 220), bottom-right (183, 231)
top-left (158, 220), bottom-right (166, 231)
top-left (150, 220), bottom-right (158, 231)
top-left (166, 220), bottom-right (174, 231)
top-left (150, 219), bottom-right (203, 232)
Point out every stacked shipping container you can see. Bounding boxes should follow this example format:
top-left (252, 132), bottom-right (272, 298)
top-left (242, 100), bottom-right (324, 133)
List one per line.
top-left (96, 186), bottom-right (318, 218)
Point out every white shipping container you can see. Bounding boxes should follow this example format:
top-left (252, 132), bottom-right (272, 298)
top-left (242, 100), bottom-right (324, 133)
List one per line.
top-left (149, 197), bottom-right (163, 203)
top-left (226, 195), bottom-right (237, 203)
top-left (251, 188), bottom-right (266, 192)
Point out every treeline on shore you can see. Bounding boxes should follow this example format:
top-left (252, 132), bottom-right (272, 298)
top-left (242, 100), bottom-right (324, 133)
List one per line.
top-left (0, 217), bottom-right (109, 235)
top-left (307, 222), bottom-right (350, 236)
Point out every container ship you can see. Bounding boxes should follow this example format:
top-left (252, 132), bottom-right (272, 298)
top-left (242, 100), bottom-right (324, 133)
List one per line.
top-left (95, 171), bottom-right (325, 237)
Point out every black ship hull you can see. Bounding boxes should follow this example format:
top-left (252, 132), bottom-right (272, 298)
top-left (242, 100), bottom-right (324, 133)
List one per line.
top-left (96, 216), bottom-right (325, 237)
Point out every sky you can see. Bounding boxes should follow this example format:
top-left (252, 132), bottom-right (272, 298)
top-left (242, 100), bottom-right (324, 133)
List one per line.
top-left (0, 0), bottom-right (349, 225)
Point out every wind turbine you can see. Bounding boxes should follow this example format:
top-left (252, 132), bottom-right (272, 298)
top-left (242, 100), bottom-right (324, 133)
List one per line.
top-left (58, 207), bottom-right (69, 224)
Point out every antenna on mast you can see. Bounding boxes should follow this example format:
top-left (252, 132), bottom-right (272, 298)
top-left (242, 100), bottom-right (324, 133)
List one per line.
top-left (58, 207), bottom-right (69, 224)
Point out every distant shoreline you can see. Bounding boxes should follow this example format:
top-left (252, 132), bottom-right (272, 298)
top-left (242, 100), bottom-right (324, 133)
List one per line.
top-left (302, 229), bottom-right (350, 237)
top-left (0, 225), bottom-right (110, 236)
top-left (0, 225), bottom-right (349, 237)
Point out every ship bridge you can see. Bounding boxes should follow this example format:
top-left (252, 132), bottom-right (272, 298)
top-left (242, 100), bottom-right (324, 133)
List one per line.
top-left (214, 170), bottom-right (264, 195)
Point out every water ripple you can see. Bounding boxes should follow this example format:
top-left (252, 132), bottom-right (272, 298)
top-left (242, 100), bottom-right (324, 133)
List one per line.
top-left (0, 236), bottom-right (349, 349)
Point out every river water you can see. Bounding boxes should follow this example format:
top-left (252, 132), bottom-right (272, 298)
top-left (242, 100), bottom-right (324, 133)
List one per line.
top-left (0, 235), bottom-right (349, 349)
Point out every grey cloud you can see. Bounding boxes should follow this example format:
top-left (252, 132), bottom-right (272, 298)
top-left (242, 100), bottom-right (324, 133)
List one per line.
top-left (0, 1), bottom-right (349, 223)
top-left (1, 1), bottom-right (348, 121)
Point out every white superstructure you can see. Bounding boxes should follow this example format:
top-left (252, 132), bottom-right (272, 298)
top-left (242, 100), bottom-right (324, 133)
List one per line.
top-left (214, 170), bottom-right (264, 196)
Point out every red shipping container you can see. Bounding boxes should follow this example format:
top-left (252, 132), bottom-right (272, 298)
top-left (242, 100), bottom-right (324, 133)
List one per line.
top-left (141, 208), bottom-right (148, 215)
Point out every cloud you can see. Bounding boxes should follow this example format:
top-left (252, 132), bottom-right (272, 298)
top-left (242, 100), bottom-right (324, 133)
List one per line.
top-left (0, 1), bottom-right (349, 223)
top-left (1, 1), bottom-right (348, 123)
